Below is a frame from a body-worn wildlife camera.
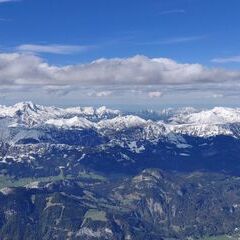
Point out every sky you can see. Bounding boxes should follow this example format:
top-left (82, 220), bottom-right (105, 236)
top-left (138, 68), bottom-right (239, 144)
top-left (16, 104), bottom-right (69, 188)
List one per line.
top-left (0, 0), bottom-right (240, 109)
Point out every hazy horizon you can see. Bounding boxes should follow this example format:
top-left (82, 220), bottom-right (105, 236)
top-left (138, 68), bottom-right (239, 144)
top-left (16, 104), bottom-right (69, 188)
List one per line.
top-left (1, 100), bottom-right (240, 112)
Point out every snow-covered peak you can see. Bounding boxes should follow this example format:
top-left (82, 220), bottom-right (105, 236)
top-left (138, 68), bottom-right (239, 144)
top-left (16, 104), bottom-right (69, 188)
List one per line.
top-left (161, 107), bottom-right (197, 118)
top-left (14, 101), bottom-right (38, 111)
top-left (65, 106), bottom-right (121, 118)
top-left (46, 116), bottom-right (94, 129)
top-left (64, 106), bottom-right (95, 116)
top-left (171, 107), bottom-right (240, 125)
top-left (170, 124), bottom-right (233, 138)
top-left (96, 106), bottom-right (120, 116)
top-left (0, 101), bottom-right (40, 118)
top-left (1, 102), bottom-right (240, 138)
top-left (97, 115), bottom-right (147, 130)
top-left (0, 102), bottom-right (121, 127)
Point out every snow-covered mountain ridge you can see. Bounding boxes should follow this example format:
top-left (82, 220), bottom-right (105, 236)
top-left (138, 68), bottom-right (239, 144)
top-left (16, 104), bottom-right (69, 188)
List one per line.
top-left (1, 102), bottom-right (240, 138)
top-left (0, 101), bottom-right (121, 126)
top-left (1, 102), bottom-right (240, 175)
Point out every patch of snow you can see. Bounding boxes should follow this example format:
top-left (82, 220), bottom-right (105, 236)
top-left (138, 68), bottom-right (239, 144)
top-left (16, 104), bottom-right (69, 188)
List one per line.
top-left (179, 153), bottom-right (190, 157)
top-left (128, 141), bottom-right (145, 153)
top-left (0, 187), bottom-right (14, 195)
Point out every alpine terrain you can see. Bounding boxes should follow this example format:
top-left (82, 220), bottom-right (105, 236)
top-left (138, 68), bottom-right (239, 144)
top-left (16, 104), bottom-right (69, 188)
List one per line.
top-left (0, 102), bottom-right (240, 239)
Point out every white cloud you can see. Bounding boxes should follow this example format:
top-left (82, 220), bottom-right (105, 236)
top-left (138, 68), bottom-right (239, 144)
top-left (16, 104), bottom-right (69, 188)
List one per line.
top-left (0, 0), bottom-right (18, 3)
top-left (159, 9), bottom-right (186, 15)
top-left (96, 91), bottom-right (112, 97)
top-left (17, 44), bottom-right (92, 55)
top-left (161, 36), bottom-right (205, 44)
top-left (0, 53), bottom-right (240, 90)
top-left (148, 91), bottom-right (163, 98)
top-left (140, 36), bottom-right (205, 45)
top-left (212, 94), bottom-right (223, 98)
top-left (211, 55), bottom-right (240, 63)
top-left (86, 91), bottom-right (113, 97)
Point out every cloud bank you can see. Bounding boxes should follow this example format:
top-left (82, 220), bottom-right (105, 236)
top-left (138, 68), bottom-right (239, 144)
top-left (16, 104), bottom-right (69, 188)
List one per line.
top-left (0, 53), bottom-right (239, 89)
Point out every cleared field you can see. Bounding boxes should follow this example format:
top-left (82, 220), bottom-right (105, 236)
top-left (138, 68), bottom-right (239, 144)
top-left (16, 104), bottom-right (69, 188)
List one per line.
top-left (0, 174), bottom-right (65, 189)
top-left (0, 170), bottom-right (106, 189)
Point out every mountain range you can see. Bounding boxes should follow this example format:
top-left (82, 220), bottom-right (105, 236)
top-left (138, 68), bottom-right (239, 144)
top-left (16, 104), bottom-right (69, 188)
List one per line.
top-left (1, 102), bottom-right (240, 239)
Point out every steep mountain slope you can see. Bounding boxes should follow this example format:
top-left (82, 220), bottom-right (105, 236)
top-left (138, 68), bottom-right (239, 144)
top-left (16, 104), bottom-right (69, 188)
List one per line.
top-left (1, 170), bottom-right (240, 240)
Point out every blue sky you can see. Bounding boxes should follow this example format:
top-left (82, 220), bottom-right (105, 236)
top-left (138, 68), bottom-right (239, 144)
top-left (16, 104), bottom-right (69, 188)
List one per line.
top-left (0, 0), bottom-right (240, 108)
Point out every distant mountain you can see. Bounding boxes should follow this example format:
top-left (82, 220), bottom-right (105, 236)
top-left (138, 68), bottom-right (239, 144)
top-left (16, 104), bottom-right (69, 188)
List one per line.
top-left (1, 102), bottom-right (240, 136)
top-left (0, 101), bottom-right (121, 127)
top-left (0, 103), bottom-right (240, 176)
